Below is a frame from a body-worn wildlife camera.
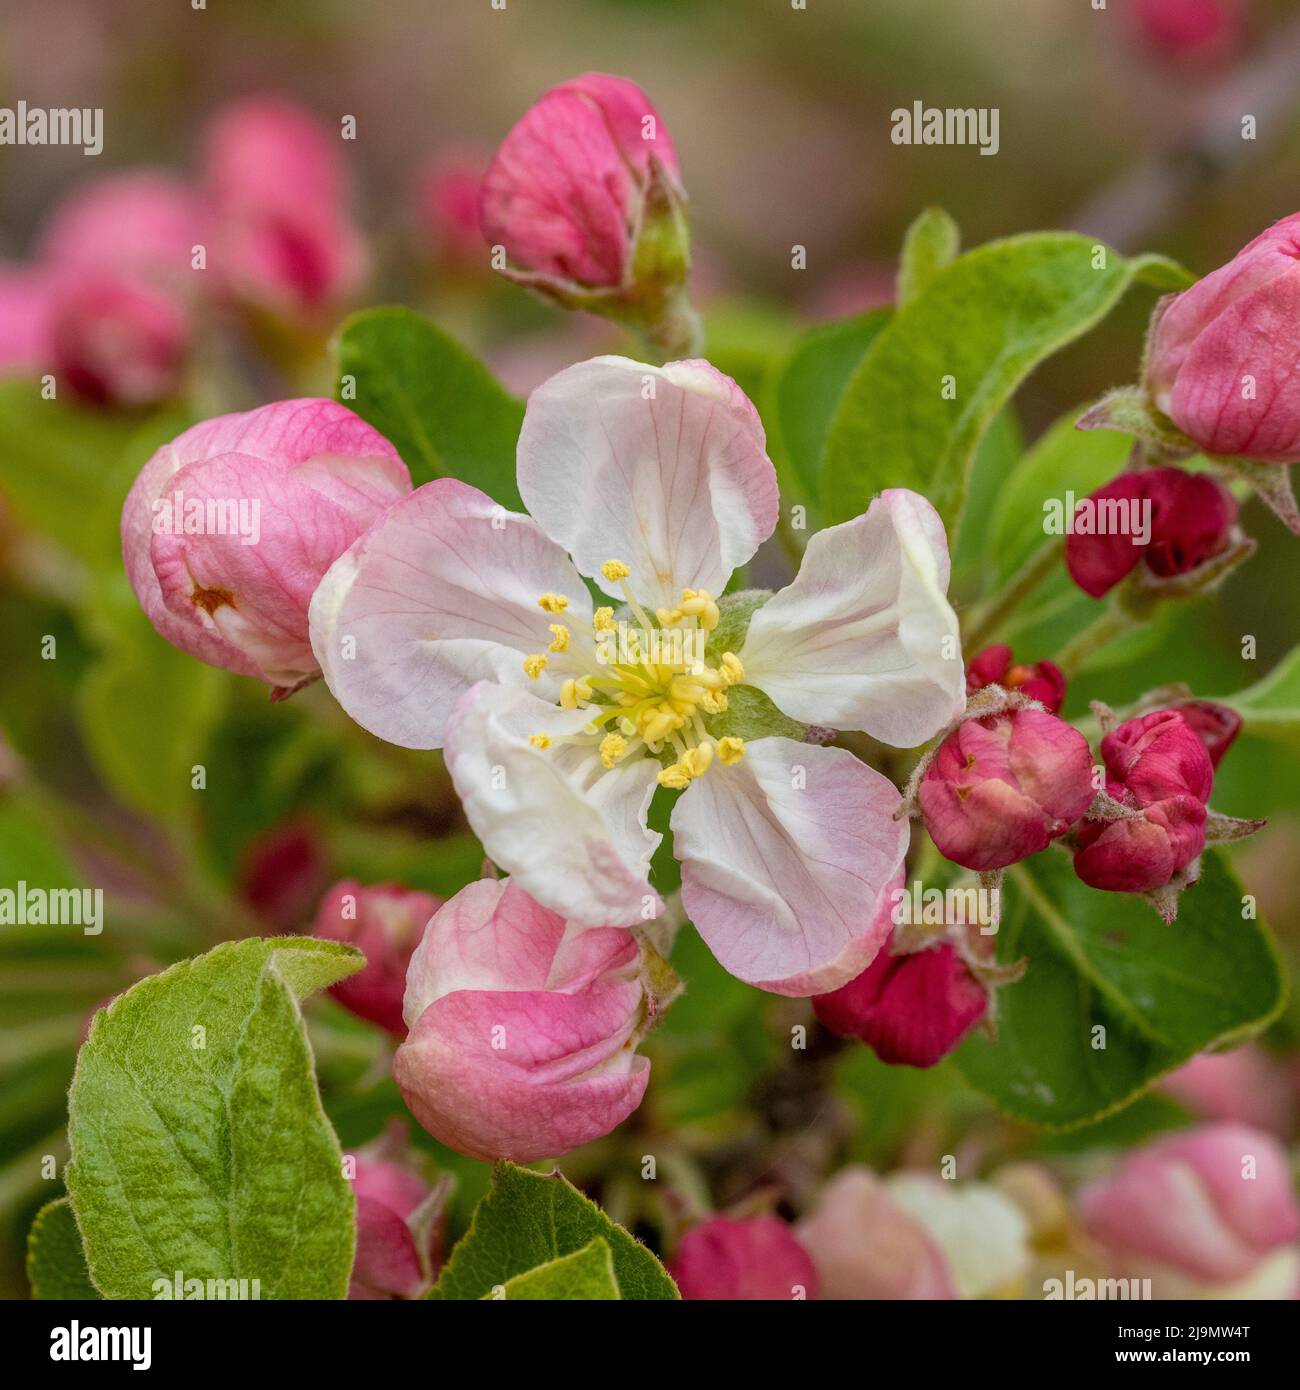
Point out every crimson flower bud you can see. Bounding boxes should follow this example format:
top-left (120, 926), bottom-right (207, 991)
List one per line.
top-left (918, 708), bottom-right (1094, 871)
top-left (237, 819), bottom-right (329, 932)
top-left (1170, 699), bottom-right (1242, 769)
top-left (670, 1216), bottom-right (818, 1301)
top-left (1129, 0), bottom-right (1243, 69)
top-left (1145, 210), bottom-right (1300, 461)
top-left (313, 880), bottom-right (441, 1036)
top-left (813, 941), bottom-right (986, 1068)
top-left (965, 643), bottom-right (1066, 714)
top-left (1065, 467), bottom-right (1237, 599)
top-left (346, 1136), bottom-right (445, 1300)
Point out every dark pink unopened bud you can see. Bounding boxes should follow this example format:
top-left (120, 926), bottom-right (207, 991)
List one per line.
top-left (1073, 709), bottom-right (1215, 893)
top-left (1065, 467), bottom-right (1236, 599)
top-left (670, 1216), bottom-right (818, 1301)
top-left (1171, 700), bottom-right (1242, 769)
top-left (238, 819), bottom-right (330, 932)
top-left (966, 643), bottom-right (1066, 714)
top-left (813, 941), bottom-right (986, 1068)
top-left (313, 880), bottom-right (441, 1036)
top-left (346, 1137), bottom-right (445, 1300)
top-left (1145, 210), bottom-right (1300, 462)
top-left (918, 708), bottom-right (1095, 871)
top-left (414, 149), bottom-right (487, 269)
top-left (1130, 0), bottom-right (1244, 69)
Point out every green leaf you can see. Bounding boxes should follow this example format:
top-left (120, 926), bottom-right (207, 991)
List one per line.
top-left (1214, 646), bottom-right (1300, 749)
top-left (955, 851), bottom-right (1285, 1128)
top-left (66, 936), bottom-right (364, 1300)
top-left (334, 306), bottom-right (524, 507)
top-left (27, 1197), bottom-right (101, 1299)
top-left (486, 1237), bottom-right (621, 1301)
top-left (429, 1161), bottom-right (678, 1301)
top-left (821, 234), bottom-right (1172, 532)
top-left (897, 206), bottom-right (960, 308)
top-left (764, 308), bottom-right (890, 506)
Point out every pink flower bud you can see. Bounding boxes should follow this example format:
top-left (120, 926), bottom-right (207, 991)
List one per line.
top-left (1130, 0), bottom-right (1244, 69)
top-left (202, 97), bottom-right (368, 317)
top-left (393, 878), bottom-right (656, 1162)
top-left (1160, 1048), bottom-right (1296, 1136)
top-left (670, 1216), bottom-right (818, 1301)
top-left (414, 149), bottom-right (488, 269)
top-left (1170, 699), bottom-right (1242, 769)
top-left (1065, 467), bottom-right (1237, 599)
top-left (121, 398), bottom-right (410, 691)
top-left (0, 264), bottom-right (56, 375)
top-left (919, 708), bottom-right (1094, 871)
top-left (965, 643), bottom-right (1066, 714)
top-left (1080, 1123), bottom-right (1300, 1286)
top-left (1073, 709), bottom-right (1214, 893)
top-left (49, 273), bottom-right (189, 407)
top-left (475, 73), bottom-right (686, 325)
top-left (796, 1168), bottom-right (957, 1300)
top-left (237, 819), bottom-right (330, 932)
top-left (346, 1135), bottom-right (445, 1300)
top-left (813, 941), bottom-right (986, 1068)
top-left (1145, 211), bottom-right (1300, 461)
top-left (313, 880), bottom-right (441, 1036)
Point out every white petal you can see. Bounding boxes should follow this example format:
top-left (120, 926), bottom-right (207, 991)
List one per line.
top-left (739, 489), bottom-right (965, 746)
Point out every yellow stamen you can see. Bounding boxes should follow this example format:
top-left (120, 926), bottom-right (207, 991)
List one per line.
top-left (528, 733), bottom-right (552, 750)
top-left (523, 653), bottom-right (548, 679)
top-left (593, 607), bottom-right (614, 632)
top-left (720, 652), bottom-right (744, 686)
top-left (599, 733), bottom-right (627, 768)
top-left (560, 677), bottom-right (594, 708)
top-left (682, 742), bottom-right (714, 777)
top-left (601, 559), bottom-right (631, 582)
top-left (537, 592), bottom-right (569, 614)
top-left (548, 623), bottom-right (570, 653)
top-left (657, 764), bottom-right (691, 791)
top-left (717, 736), bottom-right (746, 765)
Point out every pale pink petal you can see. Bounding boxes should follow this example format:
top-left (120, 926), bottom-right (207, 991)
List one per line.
top-left (442, 682), bottom-right (662, 928)
top-left (740, 489), bottom-right (964, 746)
top-left (309, 479), bottom-right (593, 750)
top-left (671, 738), bottom-right (908, 996)
top-left (517, 356), bottom-right (778, 612)
top-left (0, 263), bottom-right (56, 374)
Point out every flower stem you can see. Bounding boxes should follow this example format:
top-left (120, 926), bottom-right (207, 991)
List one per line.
top-left (962, 538), bottom-right (1063, 649)
top-left (1055, 604), bottom-right (1141, 676)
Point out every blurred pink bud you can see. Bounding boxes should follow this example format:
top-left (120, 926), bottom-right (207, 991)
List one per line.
top-left (121, 398), bottom-right (410, 691)
top-left (670, 1216), bottom-right (818, 1301)
top-left (238, 819), bottom-right (330, 932)
top-left (1145, 211), bottom-right (1300, 461)
top-left (966, 643), bottom-right (1066, 714)
top-left (202, 97), bottom-right (367, 317)
top-left (796, 1168), bottom-right (956, 1299)
top-left (481, 73), bottom-right (682, 290)
top-left (1171, 699), bottom-right (1242, 769)
top-left (813, 941), bottom-right (986, 1068)
top-left (1074, 709), bottom-right (1214, 893)
top-left (919, 708), bottom-right (1094, 871)
top-left (1080, 1123), bottom-right (1299, 1286)
top-left (1160, 1047), bottom-right (1296, 1135)
top-left (49, 273), bottom-right (189, 407)
top-left (346, 1132), bottom-right (446, 1300)
top-left (1130, 0), bottom-right (1244, 69)
top-left (1065, 468), bottom-right (1237, 599)
top-left (414, 149), bottom-right (488, 269)
top-left (394, 877), bottom-right (659, 1162)
top-left (313, 880), bottom-right (441, 1036)
top-left (0, 264), bottom-right (56, 375)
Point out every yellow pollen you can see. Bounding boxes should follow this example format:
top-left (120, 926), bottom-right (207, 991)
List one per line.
top-left (537, 592), bottom-right (569, 614)
top-left (699, 690), bottom-right (726, 715)
top-left (528, 733), bottom-right (552, 749)
top-left (523, 653), bottom-right (548, 679)
top-left (657, 764), bottom-right (691, 791)
top-left (548, 623), bottom-right (570, 652)
top-left (599, 733), bottom-right (627, 768)
top-left (560, 677), bottom-right (593, 709)
top-left (601, 559), bottom-right (631, 582)
top-left (720, 652), bottom-right (744, 686)
top-left (656, 607), bottom-right (683, 626)
top-left (642, 709), bottom-right (681, 744)
top-left (717, 736), bottom-right (746, 765)
top-left (593, 607), bottom-right (614, 632)
top-left (683, 742), bottom-right (714, 777)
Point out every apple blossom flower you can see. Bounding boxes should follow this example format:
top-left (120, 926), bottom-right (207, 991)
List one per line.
top-left (345, 1127), bottom-right (448, 1300)
top-left (796, 1167), bottom-right (957, 1300)
top-left (480, 75), bottom-right (697, 354)
top-left (201, 97), bottom-right (368, 318)
top-left (122, 398), bottom-right (410, 693)
top-left (670, 1216), bottom-right (818, 1301)
top-left (965, 643), bottom-right (1066, 713)
top-left (1065, 467), bottom-right (1237, 599)
top-left (1079, 1123), bottom-right (1300, 1291)
top-left (813, 940), bottom-right (987, 1068)
top-left (310, 355), bottom-right (964, 995)
top-left (313, 880), bottom-right (442, 1036)
top-left (1160, 1048), bottom-right (1295, 1136)
top-left (1073, 708), bottom-right (1214, 894)
top-left (1145, 210), bottom-right (1300, 462)
top-left (918, 707), bottom-right (1094, 872)
top-left (393, 876), bottom-right (664, 1162)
